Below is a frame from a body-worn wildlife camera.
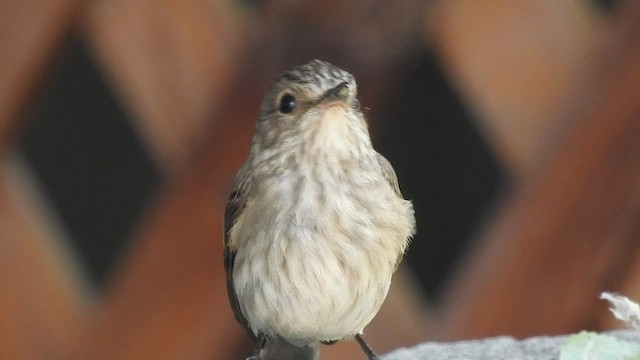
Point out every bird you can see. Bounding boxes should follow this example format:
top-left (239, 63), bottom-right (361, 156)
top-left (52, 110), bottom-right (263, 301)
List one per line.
top-left (224, 59), bottom-right (415, 360)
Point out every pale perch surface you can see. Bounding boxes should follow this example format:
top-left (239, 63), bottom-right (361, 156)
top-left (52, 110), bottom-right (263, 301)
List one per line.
top-left (382, 330), bottom-right (639, 360)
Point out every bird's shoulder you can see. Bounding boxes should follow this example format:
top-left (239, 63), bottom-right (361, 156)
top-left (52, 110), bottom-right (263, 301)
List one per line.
top-left (223, 163), bottom-right (256, 339)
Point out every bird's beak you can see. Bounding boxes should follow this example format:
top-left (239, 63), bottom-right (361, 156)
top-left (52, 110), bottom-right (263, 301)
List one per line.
top-left (317, 82), bottom-right (350, 106)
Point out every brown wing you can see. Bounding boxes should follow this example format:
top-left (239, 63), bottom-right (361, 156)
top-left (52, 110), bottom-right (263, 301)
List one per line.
top-left (223, 164), bottom-right (255, 339)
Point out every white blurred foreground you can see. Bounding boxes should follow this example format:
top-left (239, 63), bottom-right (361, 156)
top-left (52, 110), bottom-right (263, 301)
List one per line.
top-left (384, 293), bottom-right (640, 360)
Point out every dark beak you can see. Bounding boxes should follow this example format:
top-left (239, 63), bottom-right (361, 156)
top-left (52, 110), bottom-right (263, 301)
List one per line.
top-left (318, 81), bottom-right (350, 105)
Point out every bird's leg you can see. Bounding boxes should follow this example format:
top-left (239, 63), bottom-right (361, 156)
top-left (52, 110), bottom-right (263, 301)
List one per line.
top-left (246, 347), bottom-right (261, 360)
top-left (246, 333), bottom-right (267, 360)
top-left (355, 334), bottom-right (381, 360)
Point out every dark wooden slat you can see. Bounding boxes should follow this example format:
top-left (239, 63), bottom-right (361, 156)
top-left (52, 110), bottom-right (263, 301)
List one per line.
top-left (438, 3), bottom-right (640, 339)
top-left (427, 0), bottom-right (607, 174)
top-left (0, 0), bottom-right (81, 153)
top-left (66, 59), bottom-right (260, 359)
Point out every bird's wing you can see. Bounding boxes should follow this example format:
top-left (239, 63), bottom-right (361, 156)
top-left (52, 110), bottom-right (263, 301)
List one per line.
top-left (375, 152), bottom-right (410, 271)
top-left (375, 151), bottom-right (402, 197)
top-left (223, 164), bottom-right (255, 339)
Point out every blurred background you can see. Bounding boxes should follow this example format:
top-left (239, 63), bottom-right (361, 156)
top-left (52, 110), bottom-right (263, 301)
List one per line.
top-left (1, 0), bottom-right (640, 359)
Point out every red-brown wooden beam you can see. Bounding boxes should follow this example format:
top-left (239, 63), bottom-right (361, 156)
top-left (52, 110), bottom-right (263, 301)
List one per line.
top-left (428, 0), bottom-right (607, 175)
top-left (66, 63), bottom-right (257, 359)
top-left (0, 159), bottom-right (87, 360)
top-left (84, 0), bottom-right (247, 172)
top-left (438, 1), bottom-right (640, 339)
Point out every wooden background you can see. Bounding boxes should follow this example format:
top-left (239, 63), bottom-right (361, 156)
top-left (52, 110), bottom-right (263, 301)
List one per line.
top-left (2, 0), bottom-right (640, 359)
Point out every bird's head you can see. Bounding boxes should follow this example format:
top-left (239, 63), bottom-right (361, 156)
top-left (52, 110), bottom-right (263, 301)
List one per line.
top-left (253, 60), bottom-right (370, 157)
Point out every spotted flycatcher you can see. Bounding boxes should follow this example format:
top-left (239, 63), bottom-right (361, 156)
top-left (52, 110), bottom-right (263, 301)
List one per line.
top-left (224, 60), bottom-right (415, 360)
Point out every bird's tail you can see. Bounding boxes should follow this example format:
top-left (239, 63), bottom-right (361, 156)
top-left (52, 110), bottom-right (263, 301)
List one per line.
top-left (259, 337), bottom-right (319, 360)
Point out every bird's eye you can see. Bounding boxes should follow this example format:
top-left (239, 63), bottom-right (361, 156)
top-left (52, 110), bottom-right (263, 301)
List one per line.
top-left (278, 93), bottom-right (297, 114)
